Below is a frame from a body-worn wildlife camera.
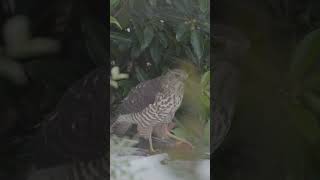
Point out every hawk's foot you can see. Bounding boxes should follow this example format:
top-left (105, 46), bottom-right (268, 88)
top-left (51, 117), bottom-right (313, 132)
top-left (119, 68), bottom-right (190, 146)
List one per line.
top-left (167, 133), bottom-right (194, 149)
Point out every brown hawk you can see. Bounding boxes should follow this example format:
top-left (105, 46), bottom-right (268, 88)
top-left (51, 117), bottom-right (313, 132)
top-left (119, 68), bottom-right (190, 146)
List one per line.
top-left (111, 69), bottom-right (193, 152)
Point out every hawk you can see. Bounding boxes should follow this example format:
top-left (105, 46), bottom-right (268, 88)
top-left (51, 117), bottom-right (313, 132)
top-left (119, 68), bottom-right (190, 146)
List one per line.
top-left (111, 69), bottom-right (193, 152)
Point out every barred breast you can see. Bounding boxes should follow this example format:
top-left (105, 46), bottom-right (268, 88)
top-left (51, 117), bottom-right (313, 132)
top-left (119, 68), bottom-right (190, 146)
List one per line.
top-left (129, 95), bottom-right (173, 138)
top-left (129, 81), bottom-right (185, 138)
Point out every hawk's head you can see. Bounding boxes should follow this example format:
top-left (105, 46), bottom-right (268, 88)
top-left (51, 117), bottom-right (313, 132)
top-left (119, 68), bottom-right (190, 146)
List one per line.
top-left (162, 69), bottom-right (188, 93)
top-left (165, 69), bottom-right (188, 82)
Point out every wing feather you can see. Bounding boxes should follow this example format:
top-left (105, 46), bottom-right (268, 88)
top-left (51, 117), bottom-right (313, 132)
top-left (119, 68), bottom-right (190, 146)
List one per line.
top-left (118, 77), bottom-right (162, 114)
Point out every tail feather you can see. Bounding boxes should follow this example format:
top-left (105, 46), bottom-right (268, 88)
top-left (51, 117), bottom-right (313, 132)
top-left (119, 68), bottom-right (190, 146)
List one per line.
top-left (110, 115), bottom-right (133, 136)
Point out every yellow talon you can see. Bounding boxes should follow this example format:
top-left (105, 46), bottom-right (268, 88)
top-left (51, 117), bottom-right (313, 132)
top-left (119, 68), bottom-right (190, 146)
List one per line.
top-left (167, 132), bottom-right (194, 149)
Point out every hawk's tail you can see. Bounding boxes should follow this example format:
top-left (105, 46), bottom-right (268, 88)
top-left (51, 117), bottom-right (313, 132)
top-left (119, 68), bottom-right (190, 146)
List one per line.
top-left (110, 114), bottom-right (133, 136)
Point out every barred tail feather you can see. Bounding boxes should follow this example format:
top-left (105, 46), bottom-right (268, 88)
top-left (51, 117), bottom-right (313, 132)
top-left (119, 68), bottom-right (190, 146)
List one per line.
top-left (110, 114), bottom-right (133, 136)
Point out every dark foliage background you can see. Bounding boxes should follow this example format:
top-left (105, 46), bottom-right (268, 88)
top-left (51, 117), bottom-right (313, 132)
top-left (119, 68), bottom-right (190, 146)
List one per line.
top-left (0, 0), bottom-right (107, 179)
top-left (213, 0), bottom-right (320, 179)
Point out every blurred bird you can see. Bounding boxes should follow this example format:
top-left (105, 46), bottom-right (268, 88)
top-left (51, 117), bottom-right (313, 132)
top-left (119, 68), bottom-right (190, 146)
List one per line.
top-left (111, 69), bottom-right (193, 153)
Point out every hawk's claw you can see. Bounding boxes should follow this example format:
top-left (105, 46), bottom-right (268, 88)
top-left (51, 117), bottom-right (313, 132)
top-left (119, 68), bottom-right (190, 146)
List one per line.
top-left (149, 148), bottom-right (160, 154)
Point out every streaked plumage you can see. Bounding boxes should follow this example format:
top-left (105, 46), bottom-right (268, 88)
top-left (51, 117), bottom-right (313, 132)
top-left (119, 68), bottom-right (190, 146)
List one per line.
top-left (111, 69), bottom-right (191, 152)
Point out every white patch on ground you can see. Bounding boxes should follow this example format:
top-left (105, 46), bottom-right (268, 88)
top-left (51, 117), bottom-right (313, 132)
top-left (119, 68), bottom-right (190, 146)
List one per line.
top-left (111, 152), bottom-right (210, 180)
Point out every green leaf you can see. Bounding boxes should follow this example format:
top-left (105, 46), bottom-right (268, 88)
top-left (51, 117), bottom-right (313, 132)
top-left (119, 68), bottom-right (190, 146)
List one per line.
top-left (182, 0), bottom-right (194, 12)
top-left (150, 40), bottom-right (162, 65)
top-left (184, 46), bottom-right (197, 64)
top-left (176, 22), bottom-right (188, 42)
top-left (200, 22), bottom-right (210, 33)
top-left (190, 30), bottom-right (204, 60)
top-left (110, 32), bottom-right (131, 43)
top-left (135, 66), bottom-right (148, 82)
top-left (200, 94), bottom-right (210, 110)
top-left (203, 120), bottom-right (210, 145)
top-left (148, 0), bottom-right (157, 7)
top-left (165, 0), bottom-right (172, 4)
top-left (110, 32), bottom-right (132, 53)
top-left (118, 79), bottom-right (137, 96)
top-left (171, 0), bottom-right (194, 14)
top-left (290, 28), bottom-right (320, 85)
top-left (199, 0), bottom-right (209, 13)
top-left (110, 0), bottom-right (120, 9)
top-left (158, 32), bottom-right (168, 48)
top-left (115, 15), bottom-right (130, 30)
top-left (110, 16), bottom-right (122, 30)
top-left (201, 71), bottom-right (210, 88)
top-left (132, 21), bottom-right (144, 45)
top-left (172, 1), bottom-right (188, 13)
top-left (175, 45), bottom-right (182, 55)
top-left (141, 26), bottom-right (154, 50)
top-left (200, 71), bottom-right (210, 109)
top-left (172, 127), bottom-right (189, 140)
top-left (130, 43), bottom-right (142, 59)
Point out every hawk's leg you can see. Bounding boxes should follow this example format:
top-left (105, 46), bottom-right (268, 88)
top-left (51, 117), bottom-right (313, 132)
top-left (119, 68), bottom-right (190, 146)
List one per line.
top-left (148, 132), bottom-right (156, 153)
top-left (137, 125), bottom-right (158, 153)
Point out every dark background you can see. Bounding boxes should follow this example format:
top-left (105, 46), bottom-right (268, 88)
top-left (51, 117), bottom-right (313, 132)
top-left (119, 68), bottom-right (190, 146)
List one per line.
top-left (0, 0), bottom-right (108, 179)
top-left (213, 0), bottom-right (320, 179)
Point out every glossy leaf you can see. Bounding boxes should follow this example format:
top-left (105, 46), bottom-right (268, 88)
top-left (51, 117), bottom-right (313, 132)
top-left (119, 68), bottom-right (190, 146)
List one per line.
top-left (158, 32), bottom-right (168, 48)
top-left (184, 46), bottom-right (197, 65)
top-left (172, 0), bottom-right (194, 14)
top-left (149, 40), bottom-right (162, 65)
top-left (110, 16), bottom-right (122, 30)
top-left (148, 0), bottom-right (157, 7)
top-left (135, 66), bottom-right (148, 82)
top-left (201, 70), bottom-right (210, 88)
top-left (118, 79), bottom-right (138, 96)
top-left (110, 0), bottom-right (120, 10)
top-left (130, 43), bottom-right (142, 59)
top-left (172, 0), bottom-right (188, 14)
top-left (110, 32), bottom-right (132, 44)
top-left (141, 26), bottom-right (154, 50)
top-left (199, 0), bottom-right (209, 13)
top-left (132, 21), bottom-right (144, 45)
top-left (200, 94), bottom-right (210, 110)
top-left (203, 120), bottom-right (210, 146)
top-left (200, 71), bottom-right (210, 110)
top-left (191, 30), bottom-right (204, 60)
top-left (175, 22), bottom-right (188, 42)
